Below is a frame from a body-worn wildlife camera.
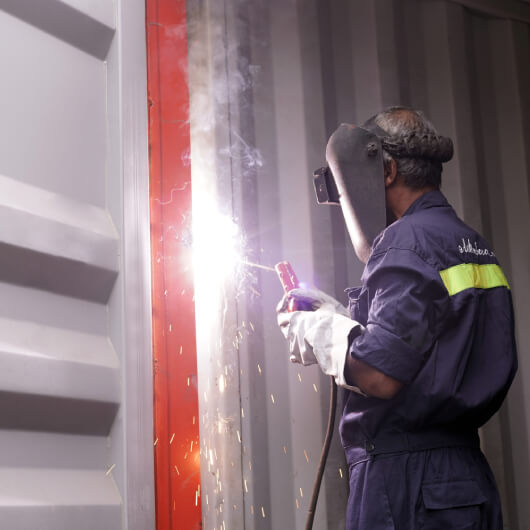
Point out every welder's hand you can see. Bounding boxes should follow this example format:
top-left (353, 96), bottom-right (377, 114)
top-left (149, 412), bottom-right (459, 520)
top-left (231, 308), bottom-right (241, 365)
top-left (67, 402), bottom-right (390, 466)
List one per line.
top-left (277, 305), bottom-right (366, 391)
top-left (276, 287), bottom-right (350, 317)
top-left (277, 305), bottom-right (336, 365)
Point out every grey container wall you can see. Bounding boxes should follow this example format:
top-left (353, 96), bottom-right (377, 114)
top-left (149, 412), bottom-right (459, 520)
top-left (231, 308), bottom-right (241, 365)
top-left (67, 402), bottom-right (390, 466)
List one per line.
top-left (189, 0), bottom-right (530, 529)
top-left (0, 1), bottom-right (154, 529)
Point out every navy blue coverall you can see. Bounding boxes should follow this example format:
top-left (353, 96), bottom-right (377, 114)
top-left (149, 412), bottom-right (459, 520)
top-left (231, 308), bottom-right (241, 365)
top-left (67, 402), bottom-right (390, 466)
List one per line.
top-left (342, 191), bottom-right (517, 529)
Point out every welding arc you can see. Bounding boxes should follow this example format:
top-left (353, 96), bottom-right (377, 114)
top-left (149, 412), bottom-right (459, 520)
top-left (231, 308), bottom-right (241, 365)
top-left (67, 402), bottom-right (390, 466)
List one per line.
top-left (305, 377), bottom-right (337, 530)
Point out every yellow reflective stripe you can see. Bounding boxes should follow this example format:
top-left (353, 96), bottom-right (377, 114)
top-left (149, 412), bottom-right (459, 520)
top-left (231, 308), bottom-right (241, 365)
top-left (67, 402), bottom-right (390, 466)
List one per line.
top-left (439, 263), bottom-right (510, 296)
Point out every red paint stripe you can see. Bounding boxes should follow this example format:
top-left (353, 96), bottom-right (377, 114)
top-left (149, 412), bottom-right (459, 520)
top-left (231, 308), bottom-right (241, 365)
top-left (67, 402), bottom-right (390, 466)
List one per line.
top-left (146, 1), bottom-right (202, 529)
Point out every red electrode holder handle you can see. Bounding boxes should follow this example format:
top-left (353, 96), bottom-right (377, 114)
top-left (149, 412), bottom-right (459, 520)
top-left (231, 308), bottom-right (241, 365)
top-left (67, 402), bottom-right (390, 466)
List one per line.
top-left (275, 261), bottom-right (299, 292)
top-left (275, 261), bottom-right (313, 312)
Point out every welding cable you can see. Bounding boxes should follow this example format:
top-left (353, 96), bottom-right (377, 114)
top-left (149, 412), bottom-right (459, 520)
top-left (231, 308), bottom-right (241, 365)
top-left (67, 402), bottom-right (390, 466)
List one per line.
top-left (305, 376), bottom-right (338, 530)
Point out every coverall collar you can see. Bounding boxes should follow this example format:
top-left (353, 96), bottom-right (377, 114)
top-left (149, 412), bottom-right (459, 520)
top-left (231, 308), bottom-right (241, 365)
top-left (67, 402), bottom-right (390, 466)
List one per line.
top-left (402, 189), bottom-right (449, 218)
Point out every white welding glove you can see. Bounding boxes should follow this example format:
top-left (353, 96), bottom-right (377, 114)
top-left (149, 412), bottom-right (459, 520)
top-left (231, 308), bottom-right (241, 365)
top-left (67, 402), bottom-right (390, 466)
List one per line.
top-left (277, 303), bottom-right (365, 392)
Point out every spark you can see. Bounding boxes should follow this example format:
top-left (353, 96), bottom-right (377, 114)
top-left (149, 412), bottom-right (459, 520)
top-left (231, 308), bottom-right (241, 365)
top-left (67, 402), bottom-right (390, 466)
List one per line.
top-left (313, 383), bottom-right (318, 393)
top-left (249, 286), bottom-right (261, 297)
top-left (257, 364), bottom-right (262, 374)
top-left (170, 433), bottom-right (175, 444)
top-left (339, 468), bottom-right (343, 478)
top-left (193, 415), bottom-right (196, 424)
top-left (174, 465), bottom-right (180, 475)
top-left (261, 506), bottom-right (266, 518)
top-left (241, 407), bottom-right (245, 418)
top-left (187, 377), bottom-right (190, 387)
top-left (169, 323), bottom-right (172, 332)
top-left (251, 505), bottom-right (254, 515)
top-left (237, 430), bottom-right (241, 443)
top-left (154, 438), bottom-right (158, 446)
top-left (244, 479), bottom-right (248, 492)
top-left (249, 322), bottom-right (255, 331)
top-left (249, 461), bottom-right (252, 471)
top-left (190, 440), bottom-right (194, 452)
top-left (304, 450), bottom-right (309, 463)
top-left (219, 374), bottom-right (226, 393)
top-left (270, 394), bottom-right (275, 404)
top-left (195, 491), bottom-right (198, 506)
top-left (296, 499), bottom-right (300, 509)
top-left (179, 346), bottom-right (183, 355)
top-left (300, 487), bottom-right (304, 498)
top-left (298, 373), bottom-right (302, 382)
top-left (106, 464), bottom-right (116, 476)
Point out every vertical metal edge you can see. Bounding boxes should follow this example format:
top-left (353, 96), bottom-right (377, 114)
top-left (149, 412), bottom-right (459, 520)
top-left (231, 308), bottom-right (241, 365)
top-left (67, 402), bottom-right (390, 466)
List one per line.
top-left (189, 1), bottom-right (246, 527)
top-left (147, 1), bottom-right (203, 528)
top-left (119, 0), bottom-right (156, 528)
top-left (488, 18), bottom-right (530, 530)
top-left (464, 12), bottom-right (514, 529)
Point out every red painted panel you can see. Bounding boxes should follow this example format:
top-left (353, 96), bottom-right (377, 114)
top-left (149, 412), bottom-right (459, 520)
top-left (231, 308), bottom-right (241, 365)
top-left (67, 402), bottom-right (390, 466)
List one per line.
top-left (146, 1), bottom-right (202, 529)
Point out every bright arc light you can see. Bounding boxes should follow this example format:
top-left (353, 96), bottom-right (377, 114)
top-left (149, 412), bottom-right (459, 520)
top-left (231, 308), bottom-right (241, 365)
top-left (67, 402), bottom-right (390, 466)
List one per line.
top-left (192, 194), bottom-right (243, 296)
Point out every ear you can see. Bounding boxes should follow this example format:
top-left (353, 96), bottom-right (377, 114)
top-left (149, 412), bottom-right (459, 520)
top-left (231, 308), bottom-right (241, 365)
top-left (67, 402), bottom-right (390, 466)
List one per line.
top-left (384, 158), bottom-right (398, 188)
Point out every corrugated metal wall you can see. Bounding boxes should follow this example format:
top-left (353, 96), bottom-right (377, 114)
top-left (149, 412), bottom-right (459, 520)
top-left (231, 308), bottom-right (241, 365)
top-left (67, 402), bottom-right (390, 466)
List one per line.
top-left (189, 0), bottom-right (530, 528)
top-left (0, 1), bottom-right (154, 529)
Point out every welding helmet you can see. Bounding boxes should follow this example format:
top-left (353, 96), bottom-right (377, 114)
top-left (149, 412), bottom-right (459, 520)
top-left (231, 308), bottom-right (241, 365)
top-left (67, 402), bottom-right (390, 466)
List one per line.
top-left (313, 123), bottom-right (387, 263)
top-left (313, 119), bottom-right (453, 263)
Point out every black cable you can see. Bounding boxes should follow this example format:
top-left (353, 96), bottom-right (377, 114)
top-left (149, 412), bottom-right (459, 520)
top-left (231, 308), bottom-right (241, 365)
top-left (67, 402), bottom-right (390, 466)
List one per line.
top-left (305, 376), bottom-right (338, 530)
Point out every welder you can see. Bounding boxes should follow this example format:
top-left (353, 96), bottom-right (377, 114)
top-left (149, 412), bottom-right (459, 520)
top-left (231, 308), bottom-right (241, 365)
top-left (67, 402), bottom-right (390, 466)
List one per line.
top-left (277, 107), bottom-right (517, 529)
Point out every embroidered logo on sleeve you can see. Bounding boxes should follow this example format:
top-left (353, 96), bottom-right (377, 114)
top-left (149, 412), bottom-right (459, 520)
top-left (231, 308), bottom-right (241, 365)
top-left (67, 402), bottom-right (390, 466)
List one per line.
top-left (458, 238), bottom-right (495, 257)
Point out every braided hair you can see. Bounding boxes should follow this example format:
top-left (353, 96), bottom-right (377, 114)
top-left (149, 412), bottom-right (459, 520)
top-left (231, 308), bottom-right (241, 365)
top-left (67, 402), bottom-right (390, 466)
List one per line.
top-left (363, 107), bottom-right (453, 189)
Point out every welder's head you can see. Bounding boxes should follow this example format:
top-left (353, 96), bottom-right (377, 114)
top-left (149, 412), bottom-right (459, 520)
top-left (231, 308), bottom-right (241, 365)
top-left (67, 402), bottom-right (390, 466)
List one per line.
top-left (314, 106), bottom-right (453, 263)
top-left (362, 106), bottom-right (454, 190)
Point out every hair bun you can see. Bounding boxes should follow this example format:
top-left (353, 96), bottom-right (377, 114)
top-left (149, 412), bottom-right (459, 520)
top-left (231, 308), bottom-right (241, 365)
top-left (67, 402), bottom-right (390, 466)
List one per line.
top-left (381, 132), bottom-right (453, 163)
